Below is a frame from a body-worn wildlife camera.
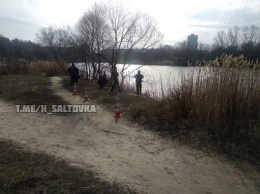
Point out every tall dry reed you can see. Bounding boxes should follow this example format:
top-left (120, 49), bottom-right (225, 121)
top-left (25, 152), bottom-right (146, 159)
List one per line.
top-left (165, 54), bottom-right (260, 146)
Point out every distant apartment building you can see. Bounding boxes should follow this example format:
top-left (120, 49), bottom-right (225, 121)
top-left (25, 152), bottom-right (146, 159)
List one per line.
top-left (187, 34), bottom-right (198, 50)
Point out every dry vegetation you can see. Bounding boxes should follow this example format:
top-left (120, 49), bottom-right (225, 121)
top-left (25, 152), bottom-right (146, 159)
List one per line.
top-left (61, 55), bottom-right (260, 167)
top-left (129, 54), bottom-right (260, 166)
top-left (0, 55), bottom-right (259, 193)
top-left (0, 59), bottom-right (66, 77)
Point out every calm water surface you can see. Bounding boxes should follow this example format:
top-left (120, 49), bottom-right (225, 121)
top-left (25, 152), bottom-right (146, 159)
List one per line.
top-left (76, 63), bottom-right (198, 97)
top-left (117, 64), bottom-right (194, 96)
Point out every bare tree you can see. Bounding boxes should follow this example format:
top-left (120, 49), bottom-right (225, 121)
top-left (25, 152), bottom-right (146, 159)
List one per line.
top-left (212, 25), bottom-right (260, 60)
top-left (173, 41), bottom-right (191, 65)
top-left (197, 43), bottom-right (211, 62)
top-left (226, 26), bottom-right (240, 49)
top-left (119, 13), bottom-right (163, 83)
top-left (213, 30), bottom-right (227, 49)
top-left (240, 25), bottom-right (260, 60)
top-left (103, 2), bottom-right (163, 83)
top-left (241, 25), bottom-right (260, 44)
top-left (67, 29), bottom-right (92, 79)
top-left (76, 3), bottom-right (110, 79)
top-left (102, 2), bottom-right (132, 69)
top-left (75, 2), bottom-right (163, 84)
top-left (37, 26), bottom-right (70, 66)
top-left (212, 30), bottom-right (228, 56)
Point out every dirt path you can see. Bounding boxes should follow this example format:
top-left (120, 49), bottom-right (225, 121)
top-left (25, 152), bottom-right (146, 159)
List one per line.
top-left (0, 76), bottom-right (259, 194)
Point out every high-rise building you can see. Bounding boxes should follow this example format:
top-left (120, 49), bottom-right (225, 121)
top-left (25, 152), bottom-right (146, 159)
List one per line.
top-left (187, 34), bottom-right (198, 50)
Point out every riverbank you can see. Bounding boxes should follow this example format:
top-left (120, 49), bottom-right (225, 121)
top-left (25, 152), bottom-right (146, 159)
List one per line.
top-left (62, 72), bottom-right (260, 170)
top-left (0, 74), bottom-right (259, 193)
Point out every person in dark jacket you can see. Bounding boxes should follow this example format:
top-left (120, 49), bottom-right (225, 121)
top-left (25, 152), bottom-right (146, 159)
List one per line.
top-left (98, 73), bottom-right (109, 89)
top-left (111, 67), bottom-right (121, 92)
top-left (67, 63), bottom-right (80, 84)
top-left (134, 70), bottom-right (144, 96)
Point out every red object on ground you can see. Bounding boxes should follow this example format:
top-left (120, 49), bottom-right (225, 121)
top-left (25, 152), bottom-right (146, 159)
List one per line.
top-left (114, 102), bottom-right (122, 118)
top-left (84, 91), bottom-right (89, 101)
top-left (73, 83), bottom-right (78, 95)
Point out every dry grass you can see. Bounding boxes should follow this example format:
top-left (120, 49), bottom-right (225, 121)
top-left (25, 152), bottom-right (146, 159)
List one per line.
top-left (120, 55), bottom-right (260, 167)
top-left (60, 55), bottom-right (260, 166)
top-left (0, 59), bottom-right (67, 77)
top-left (171, 55), bottom-right (260, 138)
top-left (0, 75), bottom-right (66, 105)
top-left (140, 54), bottom-right (260, 165)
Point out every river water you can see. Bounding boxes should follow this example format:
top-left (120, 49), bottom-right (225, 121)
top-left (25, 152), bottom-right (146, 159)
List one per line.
top-left (75, 63), bottom-right (260, 98)
top-left (76, 63), bottom-right (195, 97)
top-left (117, 64), bottom-right (195, 97)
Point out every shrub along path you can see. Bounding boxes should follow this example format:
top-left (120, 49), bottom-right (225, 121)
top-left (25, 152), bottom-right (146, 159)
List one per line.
top-left (0, 76), bottom-right (259, 194)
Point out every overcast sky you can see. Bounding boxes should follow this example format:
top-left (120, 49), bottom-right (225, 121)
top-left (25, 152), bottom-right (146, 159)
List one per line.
top-left (0, 0), bottom-right (260, 45)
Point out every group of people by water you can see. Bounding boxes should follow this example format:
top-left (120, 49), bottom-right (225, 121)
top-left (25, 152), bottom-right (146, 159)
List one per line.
top-left (67, 63), bottom-right (144, 96)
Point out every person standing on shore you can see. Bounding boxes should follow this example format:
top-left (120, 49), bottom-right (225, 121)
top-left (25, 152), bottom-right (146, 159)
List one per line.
top-left (67, 63), bottom-right (80, 84)
top-left (134, 70), bottom-right (144, 96)
top-left (111, 67), bottom-right (122, 92)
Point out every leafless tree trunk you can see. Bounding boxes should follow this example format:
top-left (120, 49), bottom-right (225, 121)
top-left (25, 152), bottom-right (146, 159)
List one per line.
top-left (213, 30), bottom-right (228, 49)
top-left (241, 25), bottom-right (260, 44)
top-left (76, 3), bottom-right (109, 79)
top-left (226, 26), bottom-right (240, 49)
top-left (69, 2), bottom-right (163, 83)
top-left (36, 26), bottom-right (70, 66)
top-left (103, 2), bottom-right (163, 84)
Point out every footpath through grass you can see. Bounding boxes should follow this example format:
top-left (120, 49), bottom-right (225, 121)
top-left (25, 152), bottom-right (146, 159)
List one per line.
top-left (0, 74), bottom-right (138, 194)
top-left (61, 59), bottom-right (260, 170)
top-left (62, 76), bottom-right (147, 116)
top-left (1, 55), bottom-right (259, 192)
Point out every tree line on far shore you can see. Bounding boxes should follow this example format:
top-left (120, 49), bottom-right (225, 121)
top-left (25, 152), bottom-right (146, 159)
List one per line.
top-left (0, 2), bottom-right (259, 77)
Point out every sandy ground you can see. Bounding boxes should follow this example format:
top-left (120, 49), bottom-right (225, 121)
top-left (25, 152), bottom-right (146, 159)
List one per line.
top-left (0, 76), bottom-right (259, 194)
